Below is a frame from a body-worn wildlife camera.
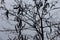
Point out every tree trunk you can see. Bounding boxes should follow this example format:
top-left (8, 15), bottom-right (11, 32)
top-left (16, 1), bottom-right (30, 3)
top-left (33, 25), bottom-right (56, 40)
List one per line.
top-left (41, 18), bottom-right (44, 40)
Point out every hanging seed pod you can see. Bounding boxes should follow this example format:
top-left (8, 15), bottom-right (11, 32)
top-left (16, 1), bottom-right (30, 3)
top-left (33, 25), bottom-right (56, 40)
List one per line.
top-left (15, 25), bottom-right (18, 33)
top-left (17, 8), bottom-right (21, 14)
top-left (18, 19), bottom-right (22, 28)
top-left (39, 2), bottom-right (43, 7)
top-left (46, 3), bottom-right (50, 8)
top-left (5, 10), bottom-right (9, 20)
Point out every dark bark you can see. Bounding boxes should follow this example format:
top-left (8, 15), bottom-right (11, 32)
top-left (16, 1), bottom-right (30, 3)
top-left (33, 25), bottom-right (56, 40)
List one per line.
top-left (41, 18), bottom-right (44, 40)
